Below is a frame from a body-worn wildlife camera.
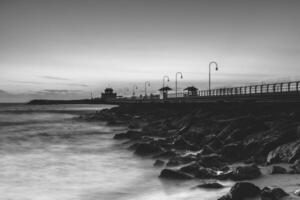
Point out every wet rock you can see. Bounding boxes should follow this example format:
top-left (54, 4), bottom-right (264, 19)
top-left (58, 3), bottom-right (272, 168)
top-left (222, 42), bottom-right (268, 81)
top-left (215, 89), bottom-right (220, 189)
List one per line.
top-left (261, 187), bottom-right (289, 200)
top-left (166, 154), bottom-right (196, 167)
top-left (200, 145), bottom-right (216, 155)
top-left (267, 139), bottom-right (300, 164)
top-left (271, 166), bottom-right (287, 174)
top-left (222, 143), bottom-right (244, 161)
top-left (113, 130), bottom-right (141, 140)
top-left (153, 159), bottom-right (165, 167)
top-left (134, 142), bottom-right (162, 156)
top-left (173, 136), bottom-right (198, 151)
top-left (128, 121), bottom-right (140, 129)
top-left (198, 153), bottom-right (226, 169)
top-left (218, 182), bottom-right (261, 200)
top-left (195, 167), bottom-right (218, 179)
top-left (290, 159), bottom-right (300, 173)
top-left (294, 189), bottom-right (300, 196)
top-left (159, 169), bottom-right (193, 180)
top-left (231, 165), bottom-right (261, 181)
top-left (153, 150), bottom-right (178, 159)
top-left (207, 138), bottom-right (223, 151)
top-left (180, 162), bottom-right (199, 175)
top-left (196, 182), bottom-right (224, 189)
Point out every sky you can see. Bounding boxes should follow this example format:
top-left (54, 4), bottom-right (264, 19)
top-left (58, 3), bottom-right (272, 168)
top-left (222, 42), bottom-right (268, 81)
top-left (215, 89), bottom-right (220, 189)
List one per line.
top-left (0, 0), bottom-right (300, 102)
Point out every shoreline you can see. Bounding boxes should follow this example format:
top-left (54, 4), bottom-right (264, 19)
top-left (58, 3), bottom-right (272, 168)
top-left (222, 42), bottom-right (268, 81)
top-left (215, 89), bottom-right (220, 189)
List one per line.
top-left (86, 102), bottom-right (300, 199)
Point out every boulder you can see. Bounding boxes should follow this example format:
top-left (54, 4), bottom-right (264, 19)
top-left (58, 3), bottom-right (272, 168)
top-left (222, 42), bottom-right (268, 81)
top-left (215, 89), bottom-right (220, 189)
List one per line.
top-left (113, 130), bottom-right (141, 140)
top-left (180, 162), bottom-right (200, 175)
top-left (261, 187), bottom-right (289, 200)
top-left (196, 182), bottom-right (224, 189)
top-left (166, 154), bottom-right (196, 167)
top-left (290, 159), bottom-right (300, 173)
top-left (153, 159), bottom-right (165, 167)
top-left (231, 165), bottom-right (261, 181)
top-left (222, 143), bottom-right (244, 161)
top-left (294, 189), bottom-right (300, 196)
top-left (198, 153), bottom-right (226, 169)
top-left (134, 142), bottom-right (162, 156)
top-left (153, 150), bottom-right (178, 159)
top-left (159, 169), bottom-right (193, 180)
top-left (196, 167), bottom-right (218, 179)
top-left (218, 182), bottom-right (261, 200)
top-left (271, 166), bottom-right (287, 174)
top-left (173, 136), bottom-right (198, 151)
top-left (267, 140), bottom-right (300, 164)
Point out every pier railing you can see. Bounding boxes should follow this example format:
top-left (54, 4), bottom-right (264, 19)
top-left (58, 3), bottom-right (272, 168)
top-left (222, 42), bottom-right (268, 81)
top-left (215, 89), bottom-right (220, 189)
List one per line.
top-left (167, 81), bottom-right (300, 99)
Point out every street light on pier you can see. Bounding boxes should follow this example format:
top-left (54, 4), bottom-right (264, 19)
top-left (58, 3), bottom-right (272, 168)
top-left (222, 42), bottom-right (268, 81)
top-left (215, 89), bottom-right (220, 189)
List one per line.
top-left (132, 85), bottom-right (138, 97)
top-left (209, 61), bottom-right (219, 95)
top-left (175, 72), bottom-right (183, 98)
top-left (144, 81), bottom-right (150, 97)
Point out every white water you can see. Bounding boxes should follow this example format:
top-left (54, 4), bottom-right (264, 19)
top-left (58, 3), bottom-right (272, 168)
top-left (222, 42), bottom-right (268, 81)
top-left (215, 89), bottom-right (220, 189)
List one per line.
top-left (0, 104), bottom-right (230, 200)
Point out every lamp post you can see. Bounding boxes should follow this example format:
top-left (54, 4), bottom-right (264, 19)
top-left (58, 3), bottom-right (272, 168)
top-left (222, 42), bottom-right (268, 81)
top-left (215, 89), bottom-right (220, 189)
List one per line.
top-left (175, 72), bottom-right (183, 98)
top-left (209, 61), bottom-right (219, 95)
top-left (144, 81), bottom-right (150, 97)
top-left (132, 85), bottom-right (138, 97)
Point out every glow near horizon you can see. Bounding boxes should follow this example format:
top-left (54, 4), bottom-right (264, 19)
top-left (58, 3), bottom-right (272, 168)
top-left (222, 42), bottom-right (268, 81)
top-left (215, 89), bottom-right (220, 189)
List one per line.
top-left (0, 0), bottom-right (300, 101)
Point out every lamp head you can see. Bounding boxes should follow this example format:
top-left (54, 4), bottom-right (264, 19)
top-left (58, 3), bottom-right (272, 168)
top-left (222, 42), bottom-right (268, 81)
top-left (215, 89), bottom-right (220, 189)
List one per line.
top-left (216, 66), bottom-right (219, 71)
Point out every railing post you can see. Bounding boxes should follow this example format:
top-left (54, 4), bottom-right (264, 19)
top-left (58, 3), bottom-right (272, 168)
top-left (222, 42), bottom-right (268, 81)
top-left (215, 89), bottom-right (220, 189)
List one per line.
top-left (266, 84), bottom-right (269, 93)
top-left (273, 84), bottom-right (276, 93)
top-left (288, 82), bottom-right (291, 92)
top-left (260, 85), bottom-right (263, 93)
top-left (297, 82), bottom-right (299, 92)
top-left (280, 83), bottom-right (283, 93)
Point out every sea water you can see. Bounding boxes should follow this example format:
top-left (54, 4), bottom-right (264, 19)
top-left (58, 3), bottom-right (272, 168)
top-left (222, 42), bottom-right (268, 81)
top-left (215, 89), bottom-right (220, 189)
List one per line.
top-left (0, 104), bottom-right (230, 200)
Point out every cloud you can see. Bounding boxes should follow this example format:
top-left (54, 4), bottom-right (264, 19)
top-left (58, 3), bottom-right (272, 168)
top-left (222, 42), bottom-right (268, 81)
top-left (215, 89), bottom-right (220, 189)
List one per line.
top-left (41, 76), bottom-right (69, 80)
top-left (38, 89), bottom-right (82, 94)
top-left (8, 80), bottom-right (44, 84)
top-left (65, 83), bottom-right (89, 87)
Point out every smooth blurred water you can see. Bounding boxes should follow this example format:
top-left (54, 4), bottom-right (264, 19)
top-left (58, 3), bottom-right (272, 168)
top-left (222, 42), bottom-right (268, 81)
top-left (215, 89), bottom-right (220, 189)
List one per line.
top-left (0, 104), bottom-right (230, 200)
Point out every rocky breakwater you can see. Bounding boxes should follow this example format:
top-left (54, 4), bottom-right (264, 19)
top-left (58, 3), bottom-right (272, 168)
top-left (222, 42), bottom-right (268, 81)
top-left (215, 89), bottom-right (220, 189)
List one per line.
top-left (88, 102), bottom-right (300, 199)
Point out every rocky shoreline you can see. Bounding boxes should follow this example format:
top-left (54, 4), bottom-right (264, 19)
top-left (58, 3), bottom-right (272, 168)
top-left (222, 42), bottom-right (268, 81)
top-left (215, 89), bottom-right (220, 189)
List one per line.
top-left (86, 102), bottom-right (300, 199)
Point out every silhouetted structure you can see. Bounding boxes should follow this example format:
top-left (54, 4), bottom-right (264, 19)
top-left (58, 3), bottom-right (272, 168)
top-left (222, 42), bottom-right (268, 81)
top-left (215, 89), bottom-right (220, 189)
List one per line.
top-left (101, 88), bottom-right (117, 100)
top-left (184, 86), bottom-right (198, 96)
top-left (159, 86), bottom-right (172, 100)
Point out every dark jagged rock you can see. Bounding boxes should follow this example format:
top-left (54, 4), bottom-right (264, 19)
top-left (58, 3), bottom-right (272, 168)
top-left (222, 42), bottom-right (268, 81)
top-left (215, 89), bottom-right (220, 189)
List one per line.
top-left (222, 143), bottom-right (244, 161)
top-left (159, 169), bottom-right (193, 180)
top-left (218, 182), bottom-right (261, 200)
top-left (153, 159), bottom-right (165, 167)
top-left (261, 187), bottom-right (289, 200)
top-left (113, 130), bottom-right (142, 140)
top-left (134, 142), bottom-right (163, 156)
top-left (91, 102), bottom-right (300, 185)
top-left (153, 150), bottom-right (178, 159)
top-left (166, 154), bottom-right (196, 167)
top-left (231, 165), bottom-right (261, 181)
top-left (196, 182), bottom-right (224, 189)
top-left (289, 159), bottom-right (300, 173)
top-left (173, 136), bottom-right (198, 151)
top-left (180, 162), bottom-right (199, 175)
top-left (294, 189), bottom-right (300, 196)
top-left (198, 153), bottom-right (227, 169)
top-left (271, 166), bottom-right (287, 174)
top-left (267, 139), bottom-right (300, 164)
